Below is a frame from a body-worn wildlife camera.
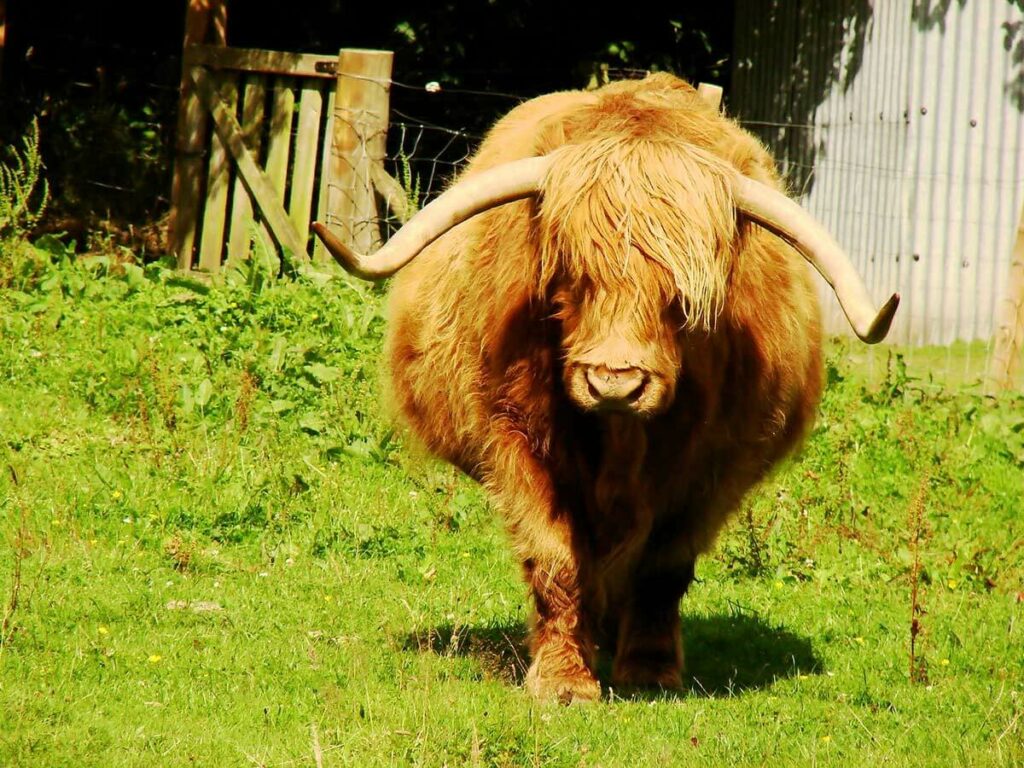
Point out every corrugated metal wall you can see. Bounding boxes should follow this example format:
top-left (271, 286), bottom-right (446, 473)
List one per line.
top-left (732, 0), bottom-right (1024, 347)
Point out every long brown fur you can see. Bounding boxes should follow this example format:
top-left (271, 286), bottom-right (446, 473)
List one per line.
top-left (384, 73), bottom-right (823, 701)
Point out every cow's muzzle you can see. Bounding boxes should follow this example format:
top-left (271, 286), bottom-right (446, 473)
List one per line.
top-left (567, 363), bottom-right (670, 416)
top-left (585, 365), bottom-right (648, 407)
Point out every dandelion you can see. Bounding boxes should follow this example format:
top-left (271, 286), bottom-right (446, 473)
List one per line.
top-left (324, 595), bottom-right (334, 602)
top-left (947, 579), bottom-right (958, 590)
top-left (821, 735), bottom-right (832, 744)
top-left (148, 654), bottom-right (162, 664)
top-left (98, 626), bottom-right (109, 636)
top-left (854, 636), bottom-right (865, 645)
top-left (112, 490), bottom-right (123, 501)
top-left (940, 658), bottom-right (950, 666)
top-left (774, 580), bottom-right (784, 589)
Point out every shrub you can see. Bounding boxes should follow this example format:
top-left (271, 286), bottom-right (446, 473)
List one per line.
top-left (0, 118), bottom-right (49, 242)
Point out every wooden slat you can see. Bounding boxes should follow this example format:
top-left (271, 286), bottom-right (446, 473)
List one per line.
top-left (226, 77), bottom-right (267, 263)
top-left (313, 89), bottom-right (336, 264)
top-left (260, 78), bottom-right (294, 260)
top-left (190, 67), bottom-right (309, 263)
top-left (184, 44), bottom-right (336, 79)
top-left (197, 73), bottom-right (238, 270)
top-left (289, 81), bottom-right (323, 248)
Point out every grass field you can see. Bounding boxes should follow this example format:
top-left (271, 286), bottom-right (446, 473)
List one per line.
top-left (1, 245), bottom-right (1022, 766)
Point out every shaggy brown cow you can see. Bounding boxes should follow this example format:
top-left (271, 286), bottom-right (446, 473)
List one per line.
top-left (314, 73), bottom-right (897, 702)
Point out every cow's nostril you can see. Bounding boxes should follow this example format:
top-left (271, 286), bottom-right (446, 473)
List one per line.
top-left (585, 366), bottom-right (647, 404)
top-left (624, 376), bottom-right (647, 402)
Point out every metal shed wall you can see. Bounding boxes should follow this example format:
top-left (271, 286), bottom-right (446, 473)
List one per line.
top-left (732, 0), bottom-right (1024, 346)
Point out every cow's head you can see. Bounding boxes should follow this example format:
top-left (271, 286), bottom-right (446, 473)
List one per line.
top-left (537, 139), bottom-right (735, 417)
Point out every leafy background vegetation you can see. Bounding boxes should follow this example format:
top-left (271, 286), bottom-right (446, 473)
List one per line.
top-left (0, 1), bottom-right (734, 252)
top-left (0, 141), bottom-right (1022, 761)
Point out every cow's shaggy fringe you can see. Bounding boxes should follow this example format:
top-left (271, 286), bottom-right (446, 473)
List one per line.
top-left (539, 138), bottom-right (736, 333)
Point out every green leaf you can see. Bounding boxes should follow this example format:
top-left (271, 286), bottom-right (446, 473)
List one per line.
top-left (299, 414), bottom-right (326, 435)
top-left (305, 363), bottom-right (342, 383)
top-left (195, 378), bottom-right (213, 409)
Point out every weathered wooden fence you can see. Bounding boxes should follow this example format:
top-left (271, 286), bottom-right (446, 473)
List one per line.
top-left (168, 1), bottom-right (404, 272)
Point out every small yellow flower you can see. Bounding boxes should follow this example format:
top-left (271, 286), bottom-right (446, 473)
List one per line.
top-left (112, 490), bottom-right (123, 501)
top-left (89, 539), bottom-right (98, 545)
top-left (821, 735), bottom-right (832, 743)
top-left (798, 674), bottom-right (809, 680)
top-left (947, 579), bottom-right (958, 590)
top-left (324, 595), bottom-right (333, 602)
top-left (940, 658), bottom-right (950, 666)
top-left (148, 654), bottom-right (162, 664)
top-left (98, 626), bottom-right (109, 636)
top-left (855, 636), bottom-right (865, 645)
top-left (774, 580), bottom-right (784, 589)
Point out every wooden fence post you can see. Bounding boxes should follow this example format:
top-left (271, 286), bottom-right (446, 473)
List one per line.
top-left (168, 0), bottom-right (228, 270)
top-left (985, 205), bottom-right (1024, 395)
top-left (324, 49), bottom-right (394, 257)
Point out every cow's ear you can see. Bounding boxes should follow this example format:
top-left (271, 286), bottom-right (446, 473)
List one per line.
top-left (533, 119), bottom-right (568, 157)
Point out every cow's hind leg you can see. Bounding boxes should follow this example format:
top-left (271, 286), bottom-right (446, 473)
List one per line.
top-left (611, 561), bottom-right (695, 690)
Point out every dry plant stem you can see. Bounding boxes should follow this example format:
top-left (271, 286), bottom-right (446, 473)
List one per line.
top-left (0, 504), bottom-right (28, 658)
top-left (310, 722), bottom-right (323, 768)
top-left (908, 475), bottom-right (930, 684)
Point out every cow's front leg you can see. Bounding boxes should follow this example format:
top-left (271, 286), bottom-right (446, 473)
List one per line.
top-left (611, 561), bottom-right (694, 690)
top-left (488, 434), bottom-right (600, 703)
top-left (522, 556), bottom-right (600, 703)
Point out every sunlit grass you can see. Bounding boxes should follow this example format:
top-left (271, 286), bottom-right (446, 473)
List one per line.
top-left (1, 249), bottom-right (1022, 766)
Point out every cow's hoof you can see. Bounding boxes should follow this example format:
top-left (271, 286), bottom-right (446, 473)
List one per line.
top-left (525, 666), bottom-right (601, 704)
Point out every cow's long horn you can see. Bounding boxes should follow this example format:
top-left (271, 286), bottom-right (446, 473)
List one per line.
top-left (733, 174), bottom-right (899, 343)
top-left (312, 154), bottom-right (557, 280)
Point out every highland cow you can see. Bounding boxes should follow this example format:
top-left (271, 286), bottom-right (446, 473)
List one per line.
top-left (314, 73), bottom-right (898, 702)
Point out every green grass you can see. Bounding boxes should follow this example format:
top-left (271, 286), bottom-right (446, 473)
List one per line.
top-left (1, 245), bottom-right (1022, 766)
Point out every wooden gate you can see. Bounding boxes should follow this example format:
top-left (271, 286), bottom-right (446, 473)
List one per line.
top-left (168, 2), bottom-right (403, 272)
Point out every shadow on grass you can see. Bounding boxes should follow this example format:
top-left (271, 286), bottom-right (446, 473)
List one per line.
top-left (401, 621), bottom-right (531, 686)
top-left (682, 611), bottom-right (822, 698)
top-left (400, 610), bottom-right (822, 698)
